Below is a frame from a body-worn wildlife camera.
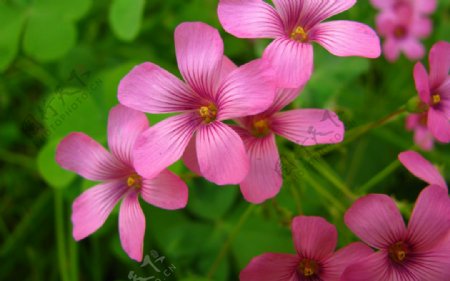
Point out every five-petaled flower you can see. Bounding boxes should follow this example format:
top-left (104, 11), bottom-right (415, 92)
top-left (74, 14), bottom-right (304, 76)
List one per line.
top-left (118, 22), bottom-right (276, 185)
top-left (56, 105), bottom-right (189, 262)
top-left (218, 0), bottom-right (381, 87)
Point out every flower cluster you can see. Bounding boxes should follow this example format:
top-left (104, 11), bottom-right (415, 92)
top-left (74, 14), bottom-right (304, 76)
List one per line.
top-left (241, 151), bottom-right (450, 281)
top-left (371, 0), bottom-right (436, 61)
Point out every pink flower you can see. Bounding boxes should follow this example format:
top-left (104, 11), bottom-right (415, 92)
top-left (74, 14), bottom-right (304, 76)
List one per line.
top-left (218, 0), bottom-right (381, 88)
top-left (412, 41), bottom-right (450, 143)
top-left (375, 3), bottom-right (432, 61)
top-left (233, 88), bottom-right (344, 203)
top-left (240, 216), bottom-right (373, 281)
top-left (56, 105), bottom-right (188, 262)
top-left (399, 150), bottom-right (447, 189)
top-left (118, 22), bottom-right (276, 185)
top-left (370, 0), bottom-right (436, 16)
top-left (342, 185), bottom-right (450, 281)
top-left (405, 113), bottom-right (435, 150)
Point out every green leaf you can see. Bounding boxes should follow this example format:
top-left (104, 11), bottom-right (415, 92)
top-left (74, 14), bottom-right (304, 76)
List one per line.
top-left (0, 4), bottom-right (26, 71)
top-left (32, 0), bottom-right (92, 21)
top-left (37, 138), bottom-right (76, 188)
top-left (109, 0), bottom-right (145, 42)
top-left (23, 14), bottom-right (77, 61)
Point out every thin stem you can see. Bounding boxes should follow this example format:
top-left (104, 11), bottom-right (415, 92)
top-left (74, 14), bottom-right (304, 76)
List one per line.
top-left (55, 190), bottom-right (70, 281)
top-left (207, 205), bottom-right (256, 279)
top-left (288, 183), bottom-right (303, 215)
top-left (0, 148), bottom-right (36, 171)
top-left (358, 159), bottom-right (402, 193)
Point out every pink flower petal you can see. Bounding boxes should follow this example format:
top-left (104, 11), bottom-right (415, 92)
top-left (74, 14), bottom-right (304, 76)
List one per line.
top-left (401, 38), bottom-right (425, 61)
top-left (321, 242), bottom-right (373, 280)
top-left (118, 62), bottom-right (199, 113)
top-left (344, 194), bottom-right (407, 249)
top-left (218, 0), bottom-right (284, 38)
top-left (340, 252), bottom-right (392, 281)
top-left (398, 151), bottom-right (447, 189)
top-left (383, 37), bottom-right (401, 62)
top-left (239, 134), bottom-right (282, 204)
top-left (410, 16), bottom-right (432, 38)
top-left (174, 22), bottom-right (224, 99)
top-left (369, 0), bottom-right (394, 10)
top-left (408, 244), bottom-right (450, 281)
top-left (240, 253), bottom-right (299, 281)
top-left (72, 180), bottom-right (127, 240)
top-left (216, 59), bottom-right (276, 120)
top-left (413, 62), bottom-right (431, 104)
top-left (291, 216), bottom-right (337, 261)
top-left (407, 185), bottom-right (450, 251)
top-left (133, 113), bottom-right (201, 179)
top-left (265, 87), bottom-right (303, 115)
top-left (428, 41), bottom-right (450, 90)
top-left (108, 105), bottom-right (149, 166)
top-left (413, 126), bottom-right (434, 151)
top-left (181, 137), bottom-right (202, 176)
top-left (141, 169), bottom-right (188, 210)
top-left (271, 109), bottom-right (345, 146)
top-left (119, 191), bottom-right (145, 262)
top-left (56, 132), bottom-right (130, 181)
top-left (272, 0), bottom-right (303, 32)
top-left (299, 0), bottom-right (357, 29)
top-left (263, 38), bottom-right (313, 88)
top-left (310, 20), bottom-right (381, 58)
top-left (415, 0), bottom-right (437, 15)
top-left (196, 122), bottom-right (249, 185)
top-left (428, 108), bottom-right (450, 142)
top-left (219, 56), bottom-right (238, 83)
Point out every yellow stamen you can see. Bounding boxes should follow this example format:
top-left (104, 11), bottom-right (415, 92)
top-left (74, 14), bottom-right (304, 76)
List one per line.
top-left (290, 26), bottom-right (308, 42)
top-left (388, 241), bottom-right (409, 263)
top-left (297, 259), bottom-right (318, 277)
top-left (199, 103), bottom-right (217, 123)
top-left (252, 118), bottom-right (270, 137)
top-left (127, 173), bottom-right (142, 189)
top-left (432, 94), bottom-right (441, 106)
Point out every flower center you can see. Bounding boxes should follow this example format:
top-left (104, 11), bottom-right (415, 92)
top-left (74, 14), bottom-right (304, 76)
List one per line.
top-left (431, 93), bottom-right (441, 106)
top-left (290, 26), bottom-right (308, 42)
top-left (388, 241), bottom-right (409, 263)
top-left (297, 259), bottom-right (318, 277)
top-left (127, 173), bottom-right (142, 189)
top-left (251, 118), bottom-right (270, 137)
top-left (199, 103), bottom-right (217, 123)
top-left (393, 26), bottom-right (407, 39)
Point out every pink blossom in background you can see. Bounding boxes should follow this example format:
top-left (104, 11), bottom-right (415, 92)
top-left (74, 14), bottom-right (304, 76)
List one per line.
top-left (370, 0), bottom-right (436, 16)
top-left (240, 216), bottom-right (373, 281)
top-left (56, 105), bottom-right (188, 262)
top-left (118, 22), bottom-right (276, 185)
top-left (405, 113), bottom-right (435, 150)
top-left (412, 41), bottom-right (450, 143)
top-left (342, 185), bottom-right (450, 281)
top-left (398, 150), bottom-right (447, 189)
top-left (192, 87), bottom-right (343, 204)
top-left (218, 0), bottom-right (381, 88)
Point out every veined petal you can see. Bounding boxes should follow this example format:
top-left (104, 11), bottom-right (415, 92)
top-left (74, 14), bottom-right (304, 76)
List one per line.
top-left (118, 62), bottom-right (199, 113)
top-left (239, 134), bottom-right (282, 204)
top-left (182, 137), bottom-right (202, 176)
top-left (272, 0), bottom-right (303, 33)
top-left (133, 113), bottom-right (201, 179)
top-left (407, 244), bottom-right (450, 281)
top-left (265, 87), bottom-right (303, 115)
top-left (141, 169), bottom-right (188, 210)
top-left (299, 0), bottom-right (357, 29)
top-left (292, 216), bottom-right (337, 261)
top-left (428, 41), bottom-right (450, 90)
top-left (271, 109), bottom-right (344, 146)
top-left (72, 180), bottom-right (127, 240)
top-left (175, 22), bottom-right (223, 99)
top-left (218, 0), bottom-right (284, 38)
top-left (407, 185), bottom-right (450, 251)
top-left (119, 192), bottom-right (145, 262)
top-left (398, 151), bottom-right (447, 189)
top-left (263, 38), bottom-right (313, 88)
top-left (413, 62), bottom-right (431, 104)
top-left (216, 59), bottom-right (276, 120)
top-left (196, 122), bottom-right (249, 185)
top-left (108, 105), bottom-right (149, 167)
top-left (218, 56), bottom-right (238, 84)
top-left (321, 242), bottom-right (373, 280)
top-left (344, 194), bottom-right (407, 249)
top-left (340, 252), bottom-right (392, 281)
top-left (56, 132), bottom-right (130, 181)
top-left (240, 253), bottom-right (299, 281)
top-left (309, 20), bottom-right (381, 58)
top-left (428, 108), bottom-right (450, 143)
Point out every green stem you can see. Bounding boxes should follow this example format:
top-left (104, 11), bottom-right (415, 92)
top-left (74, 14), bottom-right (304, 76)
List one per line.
top-left (207, 205), bottom-right (256, 279)
top-left (68, 210), bottom-right (79, 281)
top-left (358, 159), bottom-right (402, 193)
top-left (55, 190), bottom-right (70, 281)
top-left (0, 148), bottom-right (36, 171)
top-left (288, 183), bottom-right (303, 215)
top-left (16, 58), bottom-right (58, 88)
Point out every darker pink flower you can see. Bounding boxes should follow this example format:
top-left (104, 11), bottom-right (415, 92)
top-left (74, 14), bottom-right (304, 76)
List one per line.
top-left (218, 0), bottom-right (381, 87)
top-left (412, 41), bottom-right (450, 143)
top-left (342, 185), bottom-right (450, 281)
top-left (370, 0), bottom-right (436, 16)
top-left (56, 105), bottom-right (188, 262)
top-left (399, 150), bottom-right (448, 189)
top-left (118, 22), bottom-right (276, 185)
top-left (240, 216), bottom-right (373, 281)
top-left (405, 112), bottom-right (435, 150)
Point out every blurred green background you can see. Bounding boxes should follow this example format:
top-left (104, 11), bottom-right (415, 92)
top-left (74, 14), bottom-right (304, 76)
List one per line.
top-left (1, 0), bottom-right (449, 280)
